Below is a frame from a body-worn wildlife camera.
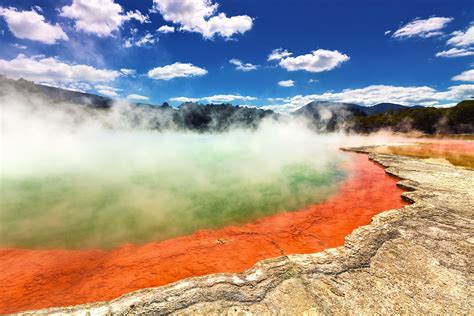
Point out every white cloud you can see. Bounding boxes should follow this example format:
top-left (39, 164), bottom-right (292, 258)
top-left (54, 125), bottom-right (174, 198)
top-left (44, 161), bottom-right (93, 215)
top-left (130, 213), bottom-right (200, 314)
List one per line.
top-left (124, 38), bottom-right (133, 48)
top-left (308, 79), bottom-right (318, 83)
top-left (169, 96), bottom-right (200, 103)
top-left (204, 13), bottom-right (252, 38)
top-left (436, 47), bottom-right (474, 58)
top-left (170, 94), bottom-right (256, 103)
top-left (0, 7), bottom-right (68, 44)
top-left (157, 25), bottom-right (175, 33)
top-left (452, 69), bottom-right (474, 82)
top-left (96, 84), bottom-right (120, 97)
top-left (11, 43), bottom-right (27, 49)
top-left (41, 81), bottom-right (92, 93)
top-left (95, 84), bottom-right (120, 91)
top-left (229, 58), bottom-right (258, 71)
top-left (124, 30), bottom-right (159, 48)
top-left (267, 48), bottom-right (292, 61)
top-left (392, 16), bottom-right (453, 39)
top-left (98, 89), bottom-right (118, 97)
top-left (151, 0), bottom-right (253, 39)
top-left (0, 54), bottom-right (120, 83)
top-left (278, 80), bottom-right (294, 87)
top-left (267, 97), bottom-right (286, 102)
top-left (127, 94), bottom-right (149, 101)
top-left (273, 49), bottom-right (349, 73)
top-left (147, 62), bottom-right (207, 80)
top-left (203, 94), bottom-right (256, 103)
top-left (134, 33), bottom-right (157, 47)
top-left (446, 25), bottom-right (474, 47)
top-left (262, 84), bottom-right (474, 113)
top-left (120, 68), bottom-right (136, 75)
top-left (384, 30), bottom-right (392, 36)
top-left (60, 0), bottom-right (149, 37)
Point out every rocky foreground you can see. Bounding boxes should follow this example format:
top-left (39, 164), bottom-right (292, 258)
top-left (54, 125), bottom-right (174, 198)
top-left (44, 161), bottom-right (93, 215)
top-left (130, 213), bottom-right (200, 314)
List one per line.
top-left (21, 147), bottom-right (473, 315)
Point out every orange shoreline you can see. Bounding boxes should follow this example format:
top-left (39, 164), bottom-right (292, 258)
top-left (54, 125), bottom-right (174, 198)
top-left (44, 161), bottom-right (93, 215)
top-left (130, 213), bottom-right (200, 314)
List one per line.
top-left (0, 153), bottom-right (407, 314)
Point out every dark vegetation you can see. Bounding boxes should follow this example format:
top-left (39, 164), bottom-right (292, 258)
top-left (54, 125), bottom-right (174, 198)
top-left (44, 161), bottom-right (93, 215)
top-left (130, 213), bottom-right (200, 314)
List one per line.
top-left (351, 100), bottom-right (474, 134)
top-left (1, 76), bottom-right (472, 134)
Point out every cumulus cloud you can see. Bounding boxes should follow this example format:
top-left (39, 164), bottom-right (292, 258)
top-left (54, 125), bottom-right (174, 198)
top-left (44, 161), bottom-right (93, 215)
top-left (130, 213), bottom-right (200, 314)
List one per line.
top-left (41, 81), bottom-right (92, 93)
top-left (0, 7), bottom-right (68, 44)
top-left (452, 69), bottom-right (474, 82)
top-left (262, 84), bottom-right (474, 113)
top-left (169, 96), bottom-right (200, 103)
top-left (436, 47), bottom-right (474, 58)
top-left (170, 94), bottom-right (256, 103)
top-left (446, 25), bottom-right (474, 47)
top-left (0, 54), bottom-right (120, 83)
top-left (151, 0), bottom-right (253, 39)
top-left (120, 68), bottom-right (136, 75)
top-left (125, 33), bottom-right (158, 48)
top-left (157, 25), bottom-right (175, 33)
top-left (271, 49), bottom-right (349, 73)
top-left (267, 48), bottom-right (292, 61)
top-left (98, 89), bottom-right (118, 97)
top-left (148, 62), bottom-right (207, 80)
top-left (392, 16), bottom-right (453, 39)
top-left (95, 84), bottom-right (121, 97)
top-left (229, 59), bottom-right (258, 71)
top-left (124, 39), bottom-right (133, 48)
top-left (60, 0), bottom-right (149, 37)
top-left (136, 33), bottom-right (157, 46)
top-left (127, 94), bottom-right (149, 101)
top-left (278, 80), bottom-right (294, 87)
top-left (95, 84), bottom-right (120, 91)
top-left (203, 94), bottom-right (256, 103)
top-left (11, 43), bottom-right (27, 49)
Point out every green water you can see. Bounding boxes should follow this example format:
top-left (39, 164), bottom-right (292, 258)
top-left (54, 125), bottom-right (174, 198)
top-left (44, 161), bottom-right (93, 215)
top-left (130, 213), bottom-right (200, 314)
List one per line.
top-left (0, 129), bottom-right (346, 249)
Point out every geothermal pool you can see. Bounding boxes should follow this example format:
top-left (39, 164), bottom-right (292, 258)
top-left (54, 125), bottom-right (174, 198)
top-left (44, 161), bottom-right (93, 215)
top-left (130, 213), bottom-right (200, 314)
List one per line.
top-left (0, 150), bottom-right (408, 313)
top-left (0, 102), bottom-right (412, 313)
top-left (1, 128), bottom-right (347, 249)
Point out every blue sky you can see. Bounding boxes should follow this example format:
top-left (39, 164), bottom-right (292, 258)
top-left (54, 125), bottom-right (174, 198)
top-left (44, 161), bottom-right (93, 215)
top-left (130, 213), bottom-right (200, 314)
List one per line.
top-left (0, 0), bottom-right (473, 112)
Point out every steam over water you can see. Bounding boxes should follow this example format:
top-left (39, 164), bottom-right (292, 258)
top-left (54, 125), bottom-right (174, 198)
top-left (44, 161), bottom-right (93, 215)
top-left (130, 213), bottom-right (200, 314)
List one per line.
top-left (1, 97), bottom-right (349, 249)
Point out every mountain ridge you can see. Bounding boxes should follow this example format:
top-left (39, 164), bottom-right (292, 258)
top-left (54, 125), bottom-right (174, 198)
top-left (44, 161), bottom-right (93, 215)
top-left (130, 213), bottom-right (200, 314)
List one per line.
top-left (1, 76), bottom-right (472, 134)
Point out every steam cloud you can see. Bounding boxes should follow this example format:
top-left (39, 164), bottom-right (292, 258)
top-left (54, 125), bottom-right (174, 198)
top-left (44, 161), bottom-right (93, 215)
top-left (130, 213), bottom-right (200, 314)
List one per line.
top-left (0, 89), bottom-right (407, 249)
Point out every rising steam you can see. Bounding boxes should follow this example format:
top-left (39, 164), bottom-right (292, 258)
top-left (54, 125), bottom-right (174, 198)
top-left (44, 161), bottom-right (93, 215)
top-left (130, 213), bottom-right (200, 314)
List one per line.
top-left (0, 88), bottom-right (408, 249)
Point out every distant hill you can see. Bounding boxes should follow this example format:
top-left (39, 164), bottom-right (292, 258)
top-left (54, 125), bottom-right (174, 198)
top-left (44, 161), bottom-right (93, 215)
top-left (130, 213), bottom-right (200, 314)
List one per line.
top-left (351, 100), bottom-right (474, 134)
top-left (0, 76), bottom-right (114, 108)
top-left (363, 103), bottom-right (424, 115)
top-left (291, 101), bottom-right (427, 131)
top-left (1, 75), bottom-right (471, 134)
top-left (0, 76), bottom-right (276, 132)
top-left (293, 101), bottom-right (367, 131)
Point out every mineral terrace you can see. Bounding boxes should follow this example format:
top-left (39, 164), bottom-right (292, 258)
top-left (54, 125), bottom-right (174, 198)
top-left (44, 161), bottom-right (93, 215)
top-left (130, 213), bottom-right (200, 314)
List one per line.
top-left (21, 146), bottom-right (473, 315)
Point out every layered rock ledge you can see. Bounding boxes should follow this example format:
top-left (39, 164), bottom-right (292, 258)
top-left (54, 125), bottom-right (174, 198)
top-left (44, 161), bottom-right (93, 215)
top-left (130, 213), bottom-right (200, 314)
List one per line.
top-left (21, 147), bottom-right (473, 315)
